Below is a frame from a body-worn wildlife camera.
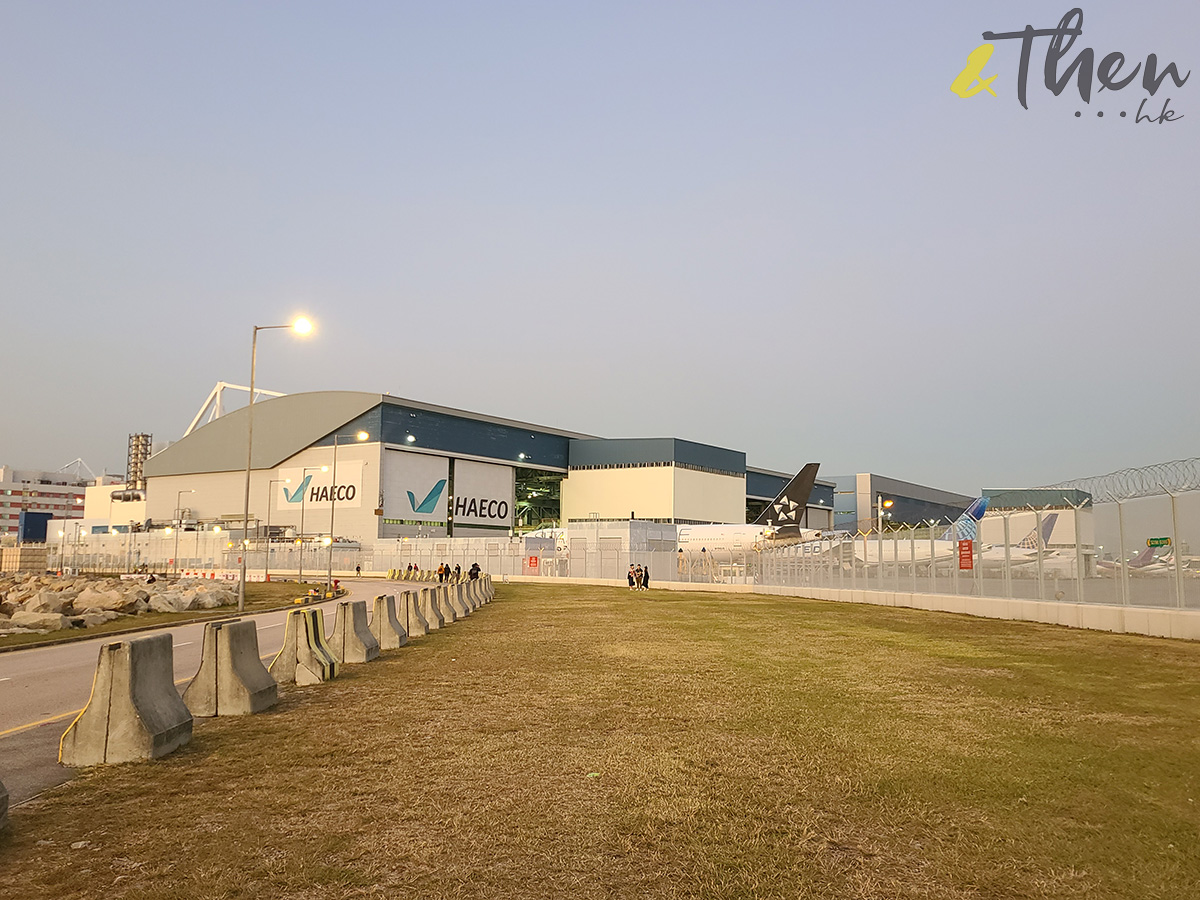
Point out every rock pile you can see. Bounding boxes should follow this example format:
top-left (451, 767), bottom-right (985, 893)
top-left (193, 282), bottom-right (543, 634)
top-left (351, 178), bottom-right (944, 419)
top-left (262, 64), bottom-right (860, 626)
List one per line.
top-left (0, 574), bottom-right (238, 638)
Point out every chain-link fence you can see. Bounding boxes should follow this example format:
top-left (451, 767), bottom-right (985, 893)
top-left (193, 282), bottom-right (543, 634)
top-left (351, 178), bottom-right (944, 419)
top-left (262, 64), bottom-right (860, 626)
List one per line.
top-left (35, 491), bottom-right (1200, 611)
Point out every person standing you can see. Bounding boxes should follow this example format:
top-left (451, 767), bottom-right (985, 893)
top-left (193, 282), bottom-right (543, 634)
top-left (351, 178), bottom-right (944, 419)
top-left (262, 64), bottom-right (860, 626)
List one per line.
top-left (355, 564), bottom-right (361, 577)
top-left (634, 565), bottom-right (644, 591)
top-left (628, 565), bottom-right (636, 590)
top-left (454, 563), bottom-right (461, 581)
top-left (642, 563), bottom-right (650, 591)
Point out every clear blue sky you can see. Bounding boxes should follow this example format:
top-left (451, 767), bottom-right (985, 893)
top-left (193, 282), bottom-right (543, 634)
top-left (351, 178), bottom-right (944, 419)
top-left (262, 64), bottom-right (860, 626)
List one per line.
top-left (1, 2), bottom-right (1196, 493)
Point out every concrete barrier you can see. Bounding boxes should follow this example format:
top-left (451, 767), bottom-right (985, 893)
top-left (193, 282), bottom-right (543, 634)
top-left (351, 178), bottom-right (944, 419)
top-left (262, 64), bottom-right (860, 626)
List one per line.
top-left (269, 609), bottom-right (338, 685)
top-left (453, 581), bottom-right (473, 614)
top-left (371, 594), bottom-right (408, 650)
top-left (418, 588), bottom-right (444, 630)
top-left (60, 634), bottom-right (193, 766)
top-left (183, 620), bottom-right (278, 716)
top-left (0, 778), bottom-right (7, 831)
top-left (330, 600), bottom-right (381, 663)
top-left (401, 590), bottom-right (429, 638)
top-left (436, 585), bottom-right (457, 623)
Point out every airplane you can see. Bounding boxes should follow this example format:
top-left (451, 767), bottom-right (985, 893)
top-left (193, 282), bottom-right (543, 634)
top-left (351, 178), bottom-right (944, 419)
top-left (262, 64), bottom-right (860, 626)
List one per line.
top-left (844, 497), bottom-right (991, 566)
top-left (676, 463), bottom-right (824, 561)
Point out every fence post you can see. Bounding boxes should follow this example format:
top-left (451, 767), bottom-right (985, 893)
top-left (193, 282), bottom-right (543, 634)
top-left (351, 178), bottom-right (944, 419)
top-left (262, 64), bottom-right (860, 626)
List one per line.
top-left (1162, 486), bottom-right (1185, 609)
top-left (1003, 514), bottom-right (1012, 599)
top-left (1114, 496), bottom-right (1129, 606)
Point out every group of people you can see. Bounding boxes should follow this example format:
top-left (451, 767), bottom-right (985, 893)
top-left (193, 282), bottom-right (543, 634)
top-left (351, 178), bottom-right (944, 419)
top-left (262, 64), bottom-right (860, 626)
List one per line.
top-left (398, 561), bottom-right (481, 581)
top-left (434, 562), bottom-right (461, 582)
top-left (627, 563), bottom-right (651, 591)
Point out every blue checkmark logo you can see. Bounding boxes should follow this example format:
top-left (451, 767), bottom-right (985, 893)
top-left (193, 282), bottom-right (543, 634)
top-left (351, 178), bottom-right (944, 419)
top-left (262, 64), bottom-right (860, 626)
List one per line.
top-left (283, 475), bottom-right (312, 503)
top-left (407, 479), bottom-right (446, 514)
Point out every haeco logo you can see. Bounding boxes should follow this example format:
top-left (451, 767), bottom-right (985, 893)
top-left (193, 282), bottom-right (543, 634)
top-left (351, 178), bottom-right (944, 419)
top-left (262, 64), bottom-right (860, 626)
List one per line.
top-left (282, 475), bottom-right (311, 504)
top-left (407, 479), bottom-right (446, 515)
top-left (952, 8), bottom-right (1190, 123)
top-left (282, 474), bottom-right (357, 504)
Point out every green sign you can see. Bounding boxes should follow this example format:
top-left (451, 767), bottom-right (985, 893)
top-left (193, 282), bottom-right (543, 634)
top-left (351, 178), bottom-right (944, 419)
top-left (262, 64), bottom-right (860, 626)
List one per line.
top-left (1147, 537), bottom-right (1171, 548)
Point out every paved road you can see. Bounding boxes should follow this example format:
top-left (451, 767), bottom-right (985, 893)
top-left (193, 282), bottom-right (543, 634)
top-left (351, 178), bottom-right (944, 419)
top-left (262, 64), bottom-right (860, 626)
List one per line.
top-left (0, 579), bottom-right (409, 806)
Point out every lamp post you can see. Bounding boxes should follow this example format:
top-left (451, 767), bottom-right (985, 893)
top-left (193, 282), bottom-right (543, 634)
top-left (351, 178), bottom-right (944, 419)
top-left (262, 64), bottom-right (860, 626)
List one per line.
top-left (327, 430), bottom-right (369, 594)
top-left (173, 489), bottom-right (195, 578)
top-left (57, 529), bottom-right (65, 575)
top-left (298, 465), bottom-right (327, 585)
top-left (238, 316), bottom-right (314, 613)
top-left (264, 477), bottom-right (290, 582)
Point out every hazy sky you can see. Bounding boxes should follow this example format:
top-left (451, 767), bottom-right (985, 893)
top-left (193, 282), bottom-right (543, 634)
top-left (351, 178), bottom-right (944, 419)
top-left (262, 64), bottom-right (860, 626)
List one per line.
top-left (2, 2), bottom-right (1196, 494)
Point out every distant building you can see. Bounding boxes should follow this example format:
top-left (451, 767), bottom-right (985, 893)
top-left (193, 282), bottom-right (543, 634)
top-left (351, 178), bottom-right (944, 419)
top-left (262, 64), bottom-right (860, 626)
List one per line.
top-left (829, 473), bottom-right (973, 532)
top-left (0, 466), bottom-right (89, 538)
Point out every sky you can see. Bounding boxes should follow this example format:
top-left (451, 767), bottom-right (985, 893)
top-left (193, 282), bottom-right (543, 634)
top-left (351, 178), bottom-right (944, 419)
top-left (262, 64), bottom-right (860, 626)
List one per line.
top-left (1, 1), bottom-right (1196, 494)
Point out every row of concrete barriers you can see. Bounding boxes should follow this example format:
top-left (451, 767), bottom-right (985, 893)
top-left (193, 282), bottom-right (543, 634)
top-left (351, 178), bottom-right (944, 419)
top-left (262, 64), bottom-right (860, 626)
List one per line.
top-left (386, 568), bottom-right (474, 584)
top-left (0, 575), bottom-right (496, 826)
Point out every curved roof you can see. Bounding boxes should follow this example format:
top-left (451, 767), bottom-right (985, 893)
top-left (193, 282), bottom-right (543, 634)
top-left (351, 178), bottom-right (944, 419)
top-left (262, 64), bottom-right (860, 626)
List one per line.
top-left (144, 391), bottom-right (381, 477)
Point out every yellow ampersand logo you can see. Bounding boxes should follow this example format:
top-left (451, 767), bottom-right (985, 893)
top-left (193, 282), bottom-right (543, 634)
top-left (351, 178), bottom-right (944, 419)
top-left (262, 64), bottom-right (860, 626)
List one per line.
top-left (951, 43), bottom-right (998, 97)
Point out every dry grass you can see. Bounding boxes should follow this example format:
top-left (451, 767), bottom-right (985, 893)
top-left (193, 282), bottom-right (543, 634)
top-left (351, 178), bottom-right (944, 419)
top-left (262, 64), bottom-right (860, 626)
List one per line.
top-left (0, 583), bottom-right (1198, 899)
top-left (0, 582), bottom-right (324, 651)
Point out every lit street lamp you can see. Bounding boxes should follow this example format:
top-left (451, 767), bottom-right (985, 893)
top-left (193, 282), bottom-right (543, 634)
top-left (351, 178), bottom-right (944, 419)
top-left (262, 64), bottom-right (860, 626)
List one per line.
top-left (298, 465), bottom-right (328, 585)
top-left (173, 489), bottom-right (195, 577)
top-left (264, 477), bottom-right (290, 582)
top-left (238, 316), bottom-right (314, 612)
top-left (327, 431), bottom-right (369, 594)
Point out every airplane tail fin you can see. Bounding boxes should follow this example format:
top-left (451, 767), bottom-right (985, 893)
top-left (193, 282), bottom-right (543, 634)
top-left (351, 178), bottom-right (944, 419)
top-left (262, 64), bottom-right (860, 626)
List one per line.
top-left (1128, 545), bottom-right (1156, 567)
top-left (753, 463), bottom-right (820, 530)
top-left (940, 497), bottom-right (989, 540)
top-left (1013, 512), bottom-right (1059, 550)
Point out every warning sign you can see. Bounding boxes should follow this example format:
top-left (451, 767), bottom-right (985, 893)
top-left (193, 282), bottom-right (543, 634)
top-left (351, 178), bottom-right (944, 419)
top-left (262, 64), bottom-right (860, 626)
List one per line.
top-left (958, 539), bottom-right (974, 570)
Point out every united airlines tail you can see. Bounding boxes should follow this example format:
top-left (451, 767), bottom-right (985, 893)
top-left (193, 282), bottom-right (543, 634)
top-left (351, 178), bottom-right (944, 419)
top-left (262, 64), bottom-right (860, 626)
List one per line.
top-left (753, 463), bottom-right (820, 531)
top-left (1014, 512), bottom-right (1058, 550)
top-left (940, 497), bottom-right (989, 540)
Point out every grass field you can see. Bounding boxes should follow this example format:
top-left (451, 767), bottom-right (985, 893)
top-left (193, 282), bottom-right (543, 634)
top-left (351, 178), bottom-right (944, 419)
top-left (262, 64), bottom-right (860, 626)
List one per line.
top-left (0, 583), bottom-right (1197, 899)
top-left (0, 582), bottom-right (325, 651)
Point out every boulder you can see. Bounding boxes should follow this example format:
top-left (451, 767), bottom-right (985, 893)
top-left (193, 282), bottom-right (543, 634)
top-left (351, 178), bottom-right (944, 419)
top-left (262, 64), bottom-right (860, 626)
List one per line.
top-left (10, 611), bottom-right (69, 631)
top-left (148, 593), bottom-right (186, 614)
top-left (76, 587), bottom-right (136, 613)
top-left (25, 590), bottom-right (72, 615)
top-left (79, 611), bottom-right (121, 627)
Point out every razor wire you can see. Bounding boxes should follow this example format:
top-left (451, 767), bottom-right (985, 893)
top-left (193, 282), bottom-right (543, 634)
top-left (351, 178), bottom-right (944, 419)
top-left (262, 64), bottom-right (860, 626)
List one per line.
top-left (1036, 457), bottom-right (1200, 501)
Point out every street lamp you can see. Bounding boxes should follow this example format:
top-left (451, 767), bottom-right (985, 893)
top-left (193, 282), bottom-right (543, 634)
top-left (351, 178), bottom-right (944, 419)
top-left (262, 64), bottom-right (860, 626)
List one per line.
top-left (238, 316), bottom-right (315, 612)
top-left (877, 495), bottom-right (894, 533)
top-left (298, 465), bottom-right (328, 585)
top-left (174, 489), bottom-right (195, 577)
top-left (57, 529), bottom-right (65, 576)
top-left (264, 477), bottom-right (290, 583)
top-left (327, 430), bottom-right (369, 594)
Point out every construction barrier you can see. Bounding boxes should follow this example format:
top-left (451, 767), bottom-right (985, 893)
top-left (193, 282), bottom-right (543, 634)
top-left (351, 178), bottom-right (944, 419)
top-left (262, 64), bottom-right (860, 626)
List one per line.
top-left (371, 595), bottom-right (408, 650)
top-left (183, 620), bottom-right (278, 717)
top-left (330, 600), bottom-right (380, 664)
top-left (418, 588), bottom-right (444, 630)
top-left (0, 778), bottom-right (7, 831)
top-left (483, 574), bottom-right (494, 600)
top-left (448, 582), bottom-right (470, 618)
top-left (269, 609), bottom-right (338, 685)
top-left (60, 634), bottom-right (193, 766)
top-left (436, 585), bottom-right (457, 624)
top-left (402, 591), bottom-right (429, 638)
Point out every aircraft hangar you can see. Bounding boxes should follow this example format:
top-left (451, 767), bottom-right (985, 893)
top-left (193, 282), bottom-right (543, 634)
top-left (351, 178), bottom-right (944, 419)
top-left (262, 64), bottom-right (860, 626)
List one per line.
top-left (140, 391), bottom-right (835, 547)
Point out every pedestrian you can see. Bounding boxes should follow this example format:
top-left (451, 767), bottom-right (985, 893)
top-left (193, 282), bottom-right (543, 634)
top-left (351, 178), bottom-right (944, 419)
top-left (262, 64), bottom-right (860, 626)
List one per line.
top-left (454, 564), bottom-right (461, 580)
top-left (437, 563), bottom-right (444, 582)
top-left (355, 564), bottom-right (361, 577)
top-left (628, 565), bottom-right (636, 590)
top-left (634, 565), bottom-right (644, 591)
top-left (442, 561), bottom-right (450, 583)
top-left (406, 563), bottom-right (413, 575)
top-left (642, 563), bottom-right (650, 591)
top-left (469, 562), bottom-right (481, 580)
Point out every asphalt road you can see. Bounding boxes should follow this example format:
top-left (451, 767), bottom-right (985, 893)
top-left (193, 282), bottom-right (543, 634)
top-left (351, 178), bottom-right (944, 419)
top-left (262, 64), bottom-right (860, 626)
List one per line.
top-left (0, 578), bottom-right (409, 806)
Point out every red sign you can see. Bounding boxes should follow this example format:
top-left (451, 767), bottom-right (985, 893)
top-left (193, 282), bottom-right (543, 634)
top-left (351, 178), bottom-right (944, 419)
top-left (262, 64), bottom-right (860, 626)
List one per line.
top-left (527, 556), bottom-right (539, 569)
top-left (957, 539), bottom-right (974, 570)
